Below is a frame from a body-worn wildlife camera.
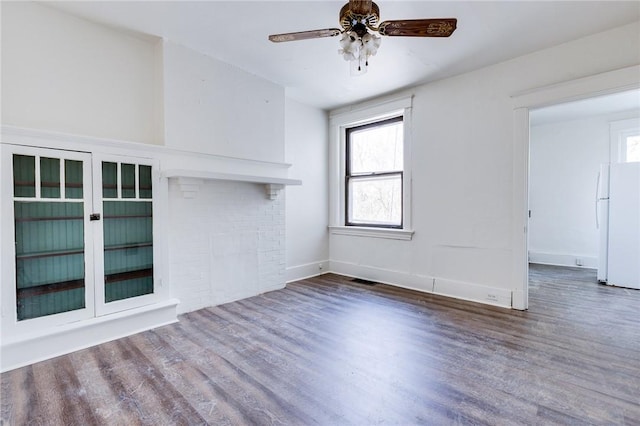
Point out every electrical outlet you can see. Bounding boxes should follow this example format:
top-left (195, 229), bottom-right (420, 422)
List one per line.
top-left (486, 294), bottom-right (498, 302)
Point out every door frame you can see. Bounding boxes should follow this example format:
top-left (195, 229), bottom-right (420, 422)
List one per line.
top-left (510, 65), bottom-right (640, 310)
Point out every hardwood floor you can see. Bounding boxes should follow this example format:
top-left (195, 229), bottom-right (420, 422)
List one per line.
top-left (2, 265), bottom-right (639, 425)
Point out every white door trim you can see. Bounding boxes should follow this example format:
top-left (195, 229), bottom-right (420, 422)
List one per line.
top-left (511, 64), bottom-right (640, 310)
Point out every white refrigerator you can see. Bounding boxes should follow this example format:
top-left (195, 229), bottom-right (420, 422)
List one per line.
top-left (597, 162), bottom-right (640, 289)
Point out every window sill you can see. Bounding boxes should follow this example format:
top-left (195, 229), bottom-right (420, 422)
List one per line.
top-left (329, 226), bottom-right (414, 241)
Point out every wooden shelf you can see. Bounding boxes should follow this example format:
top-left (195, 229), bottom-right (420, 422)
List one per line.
top-left (104, 243), bottom-right (152, 251)
top-left (17, 278), bottom-right (85, 299)
top-left (103, 215), bottom-right (152, 219)
top-left (105, 268), bottom-right (153, 283)
top-left (16, 267), bottom-right (153, 299)
top-left (15, 216), bottom-right (83, 222)
top-left (16, 248), bottom-right (84, 260)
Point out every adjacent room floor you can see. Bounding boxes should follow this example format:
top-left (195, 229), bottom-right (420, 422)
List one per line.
top-left (2, 265), bottom-right (639, 425)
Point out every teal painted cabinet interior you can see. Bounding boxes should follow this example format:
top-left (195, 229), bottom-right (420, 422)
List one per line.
top-left (102, 162), bottom-right (154, 303)
top-left (11, 153), bottom-right (155, 321)
top-left (13, 155), bottom-right (86, 320)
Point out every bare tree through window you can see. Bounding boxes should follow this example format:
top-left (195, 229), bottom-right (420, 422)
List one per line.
top-left (346, 116), bottom-right (403, 227)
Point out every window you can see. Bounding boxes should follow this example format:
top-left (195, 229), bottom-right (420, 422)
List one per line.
top-left (346, 116), bottom-right (403, 228)
top-left (329, 95), bottom-right (413, 240)
top-left (610, 118), bottom-right (640, 163)
top-left (625, 134), bottom-right (640, 162)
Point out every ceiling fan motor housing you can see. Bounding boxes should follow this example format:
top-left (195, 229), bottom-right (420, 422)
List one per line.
top-left (340, 1), bottom-right (380, 35)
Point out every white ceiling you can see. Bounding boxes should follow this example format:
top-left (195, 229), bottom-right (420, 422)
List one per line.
top-left (49, 1), bottom-right (640, 110)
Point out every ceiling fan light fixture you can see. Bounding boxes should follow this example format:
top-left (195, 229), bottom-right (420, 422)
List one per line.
top-left (339, 30), bottom-right (381, 75)
top-left (338, 32), bottom-right (360, 61)
top-left (361, 32), bottom-right (381, 57)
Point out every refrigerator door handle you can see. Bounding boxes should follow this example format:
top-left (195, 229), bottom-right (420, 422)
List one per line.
top-left (595, 170), bottom-right (601, 229)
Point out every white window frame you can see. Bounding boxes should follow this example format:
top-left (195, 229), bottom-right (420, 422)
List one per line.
top-left (329, 95), bottom-right (414, 240)
top-left (610, 117), bottom-right (640, 163)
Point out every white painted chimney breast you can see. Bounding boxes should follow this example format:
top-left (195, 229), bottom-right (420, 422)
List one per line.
top-left (168, 179), bottom-right (286, 314)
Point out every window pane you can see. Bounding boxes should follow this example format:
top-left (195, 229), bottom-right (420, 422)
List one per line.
top-left (103, 200), bottom-right (153, 302)
top-left (102, 162), bottom-right (118, 198)
top-left (627, 135), bottom-right (640, 162)
top-left (13, 155), bottom-right (36, 198)
top-left (349, 120), bottom-right (403, 174)
top-left (14, 201), bottom-right (85, 320)
top-left (65, 160), bottom-right (83, 199)
top-left (348, 174), bottom-right (402, 226)
top-left (40, 157), bottom-right (61, 198)
top-left (139, 165), bottom-right (152, 199)
top-left (121, 163), bottom-right (136, 198)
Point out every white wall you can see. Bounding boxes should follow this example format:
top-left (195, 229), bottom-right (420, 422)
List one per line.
top-left (1, 2), bottom-right (162, 145)
top-left (1, 3), bottom-right (287, 162)
top-left (529, 111), bottom-right (640, 268)
top-left (329, 21), bottom-right (640, 308)
top-left (162, 41), bottom-right (285, 163)
top-left (284, 99), bottom-right (329, 281)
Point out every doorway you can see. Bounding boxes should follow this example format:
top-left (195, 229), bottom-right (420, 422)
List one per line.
top-left (510, 65), bottom-right (640, 310)
top-left (527, 91), bottom-right (640, 273)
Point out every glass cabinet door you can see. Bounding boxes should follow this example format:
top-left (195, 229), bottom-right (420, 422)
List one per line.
top-left (10, 149), bottom-right (94, 323)
top-left (96, 157), bottom-right (156, 313)
top-left (4, 147), bottom-right (158, 326)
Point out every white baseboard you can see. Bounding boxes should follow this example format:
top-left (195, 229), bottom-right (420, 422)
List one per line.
top-left (286, 260), bottom-right (329, 283)
top-left (433, 278), bottom-right (512, 308)
top-left (1, 299), bottom-right (179, 373)
top-left (329, 260), bottom-right (434, 293)
top-left (329, 260), bottom-right (513, 309)
top-left (528, 251), bottom-right (597, 269)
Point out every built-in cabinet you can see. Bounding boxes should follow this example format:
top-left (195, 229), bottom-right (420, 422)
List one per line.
top-left (3, 145), bottom-right (161, 334)
top-left (1, 127), bottom-right (298, 372)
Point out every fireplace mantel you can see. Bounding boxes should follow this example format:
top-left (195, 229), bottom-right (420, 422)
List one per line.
top-left (162, 169), bottom-right (302, 199)
top-left (0, 125), bottom-right (302, 200)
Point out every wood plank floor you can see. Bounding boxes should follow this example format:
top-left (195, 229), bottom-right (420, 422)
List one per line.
top-left (2, 265), bottom-right (639, 425)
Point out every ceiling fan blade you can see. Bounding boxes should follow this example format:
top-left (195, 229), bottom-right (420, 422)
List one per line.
top-left (349, 0), bottom-right (373, 15)
top-left (268, 28), bottom-right (342, 43)
top-left (377, 18), bottom-right (457, 37)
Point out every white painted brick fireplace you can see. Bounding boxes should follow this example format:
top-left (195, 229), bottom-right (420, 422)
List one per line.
top-left (168, 179), bottom-right (287, 314)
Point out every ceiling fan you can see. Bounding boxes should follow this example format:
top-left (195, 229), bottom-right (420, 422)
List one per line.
top-left (268, 0), bottom-right (457, 75)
